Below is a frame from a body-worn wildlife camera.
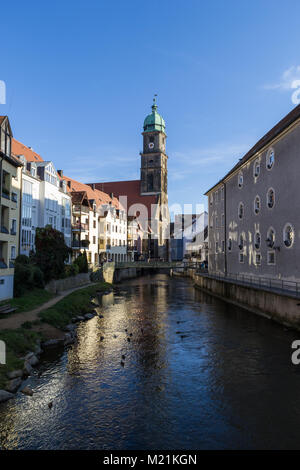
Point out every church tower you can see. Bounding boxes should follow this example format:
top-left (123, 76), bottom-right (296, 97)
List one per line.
top-left (140, 96), bottom-right (168, 197)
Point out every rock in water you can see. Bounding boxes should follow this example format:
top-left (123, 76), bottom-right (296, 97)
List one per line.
top-left (21, 386), bottom-right (33, 396)
top-left (0, 390), bottom-right (14, 403)
top-left (6, 370), bottom-right (23, 380)
top-left (5, 378), bottom-right (22, 394)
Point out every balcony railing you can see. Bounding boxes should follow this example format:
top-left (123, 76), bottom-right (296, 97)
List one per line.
top-left (0, 259), bottom-right (8, 269)
top-left (72, 223), bottom-right (89, 232)
top-left (72, 239), bottom-right (90, 249)
top-left (1, 189), bottom-right (10, 199)
top-left (73, 204), bottom-right (89, 214)
top-left (1, 226), bottom-right (9, 234)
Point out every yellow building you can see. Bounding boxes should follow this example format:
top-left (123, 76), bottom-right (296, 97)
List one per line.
top-left (0, 116), bottom-right (22, 300)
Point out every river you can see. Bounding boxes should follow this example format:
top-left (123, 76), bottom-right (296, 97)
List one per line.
top-left (0, 273), bottom-right (300, 450)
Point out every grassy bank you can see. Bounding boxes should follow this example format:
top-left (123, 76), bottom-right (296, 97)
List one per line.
top-left (0, 289), bottom-right (54, 315)
top-left (38, 281), bottom-right (111, 329)
top-left (0, 328), bottom-right (41, 388)
top-left (0, 282), bottom-right (111, 389)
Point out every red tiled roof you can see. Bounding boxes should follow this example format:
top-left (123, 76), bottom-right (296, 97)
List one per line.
top-left (63, 175), bottom-right (121, 210)
top-left (12, 138), bottom-right (44, 162)
top-left (87, 180), bottom-right (158, 218)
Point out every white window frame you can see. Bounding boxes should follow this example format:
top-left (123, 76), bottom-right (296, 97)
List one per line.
top-left (254, 195), bottom-right (260, 215)
top-left (253, 158), bottom-right (260, 178)
top-left (267, 187), bottom-right (275, 209)
top-left (266, 148), bottom-right (275, 170)
top-left (283, 223), bottom-right (294, 248)
top-left (238, 171), bottom-right (243, 188)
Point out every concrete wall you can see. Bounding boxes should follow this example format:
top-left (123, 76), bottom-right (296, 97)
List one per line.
top-left (114, 267), bottom-right (138, 283)
top-left (45, 272), bottom-right (90, 294)
top-left (193, 273), bottom-right (300, 330)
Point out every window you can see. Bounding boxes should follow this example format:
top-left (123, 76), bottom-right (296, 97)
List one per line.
top-left (238, 202), bottom-right (244, 219)
top-left (228, 238), bottom-right (232, 251)
top-left (255, 253), bottom-right (261, 265)
top-left (253, 159), bottom-right (260, 178)
top-left (239, 253), bottom-right (244, 263)
top-left (238, 171), bottom-right (243, 188)
top-left (267, 251), bottom-right (275, 265)
top-left (215, 241), bottom-right (218, 253)
top-left (266, 148), bottom-right (275, 170)
top-left (210, 194), bottom-right (213, 205)
top-left (267, 227), bottom-right (275, 248)
top-left (267, 188), bottom-right (275, 208)
top-left (255, 232), bottom-right (261, 249)
top-left (10, 246), bottom-right (16, 260)
top-left (238, 234), bottom-right (244, 250)
top-left (283, 223), bottom-right (294, 248)
top-left (254, 195), bottom-right (260, 214)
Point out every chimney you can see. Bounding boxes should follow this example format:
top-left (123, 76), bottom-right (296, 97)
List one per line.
top-left (57, 169), bottom-right (63, 177)
top-left (92, 183), bottom-right (95, 190)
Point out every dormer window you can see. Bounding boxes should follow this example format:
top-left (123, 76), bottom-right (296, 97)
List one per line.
top-left (30, 165), bottom-right (36, 177)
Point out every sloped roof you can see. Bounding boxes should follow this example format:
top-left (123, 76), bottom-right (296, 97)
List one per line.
top-left (63, 175), bottom-right (121, 210)
top-left (205, 103), bottom-right (300, 194)
top-left (12, 138), bottom-right (43, 162)
top-left (87, 180), bottom-right (158, 217)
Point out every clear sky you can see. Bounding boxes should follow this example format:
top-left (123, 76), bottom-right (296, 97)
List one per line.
top-left (1, 0), bottom-right (300, 214)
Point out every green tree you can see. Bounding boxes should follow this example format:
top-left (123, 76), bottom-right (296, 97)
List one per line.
top-left (34, 225), bottom-right (71, 282)
top-left (73, 251), bottom-right (89, 273)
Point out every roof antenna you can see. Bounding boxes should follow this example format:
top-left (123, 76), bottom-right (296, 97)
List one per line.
top-left (152, 93), bottom-right (158, 111)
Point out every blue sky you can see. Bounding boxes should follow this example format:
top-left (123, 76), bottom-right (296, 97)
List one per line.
top-left (1, 0), bottom-right (300, 214)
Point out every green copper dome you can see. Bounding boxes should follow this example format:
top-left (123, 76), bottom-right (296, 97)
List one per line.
top-left (143, 96), bottom-right (166, 133)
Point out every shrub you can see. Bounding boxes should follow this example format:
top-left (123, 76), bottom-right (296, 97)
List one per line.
top-left (74, 252), bottom-right (89, 273)
top-left (64, 263), bottom-right (80, 278)
top-left (13, 261), bottom-right (44, 297)
top-left (15, 254), bottom-right (30, 265)
top-left (34, 225), bottom-right (71, 282)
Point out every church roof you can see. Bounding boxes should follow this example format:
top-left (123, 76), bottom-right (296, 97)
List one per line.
top-left (87, 180), bottom-right (158, 218)
top-left (143, 97), bottom-right (165, 133)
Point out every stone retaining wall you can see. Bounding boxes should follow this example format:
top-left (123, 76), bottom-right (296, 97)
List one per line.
top-left (45, 273), bottom-right (91, 294)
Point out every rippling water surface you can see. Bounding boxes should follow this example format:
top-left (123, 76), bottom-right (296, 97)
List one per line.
top-left (1, 274), bottom-right (300, 450)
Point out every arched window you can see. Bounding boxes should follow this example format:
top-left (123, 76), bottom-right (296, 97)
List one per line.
top-left (267, 188), bottom-right (275, 208)
top-left (253, 159), bottom-right (260, 178)
top-left (283, 223), bottom-right (294, 248)
top-left (266, 148), bottom-right (275, 170)
top-left (238, 202), bottom-right (244, 219)
top-left (255, 232), bottom-right (261, 249)
top-left (267, 227), bottom-right (275, 248)
top-left (238, 171), bottom-right (243, 188)
top-left (254, 195), bottom-right (260, 214)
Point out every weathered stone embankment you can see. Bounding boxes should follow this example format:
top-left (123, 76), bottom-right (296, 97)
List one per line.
top-left (0, 287), bottom-right (112, 403)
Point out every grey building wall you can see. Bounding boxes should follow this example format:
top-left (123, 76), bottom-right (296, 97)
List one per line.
top-left (207, 184), bottom-right (225, 274)
top-left (207, 118), bottom-right (300, 282)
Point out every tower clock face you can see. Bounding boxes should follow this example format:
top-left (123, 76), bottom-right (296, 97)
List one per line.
top-left (148, 142), bottom-right (154, 149)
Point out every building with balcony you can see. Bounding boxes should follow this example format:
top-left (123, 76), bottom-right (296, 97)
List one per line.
top-left (0, 117), bottom-right (22, 300)
top-left (12, 140), bottom-right (72, 255)
top-left (64, 176), bottom-right (127, 265)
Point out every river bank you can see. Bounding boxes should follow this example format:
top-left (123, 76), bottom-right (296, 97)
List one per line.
top-left (0, 281), bottom-right (111, 400)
